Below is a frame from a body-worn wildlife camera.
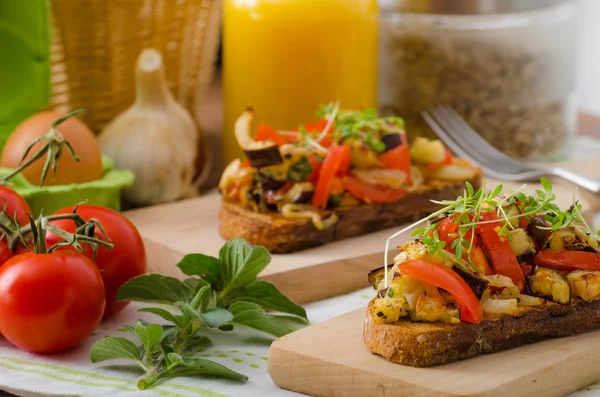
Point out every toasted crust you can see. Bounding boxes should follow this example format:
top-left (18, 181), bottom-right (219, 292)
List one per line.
top-left (364, 298), bottom-right (600, 367)
top-left (219, 176), bottom-right (481, 254)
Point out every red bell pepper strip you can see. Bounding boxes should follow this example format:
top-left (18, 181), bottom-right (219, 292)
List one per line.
top-left (399, 260), bottom-right (483, 324)
top-left (254, 122), bottom-right (288, 146)
top-left (312, 146), bottom-right (351, 210)
top-left (477, 212), bottom-right (526, 291)
top-left (379, 144), bottom-right (412, 186)
top-left (307, 156), bottom-right (323, 183)
top-left (330, 177), bottom-right (345, 195)
top-left (534, 250), bottom-right (600, 271)
top-left (341, 176), bottom-right (405, 204)
top-left (436, 217), bottom-right (492, 274)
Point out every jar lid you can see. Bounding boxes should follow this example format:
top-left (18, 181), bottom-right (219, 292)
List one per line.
top-left (379, 0), bottom-right (576, 15)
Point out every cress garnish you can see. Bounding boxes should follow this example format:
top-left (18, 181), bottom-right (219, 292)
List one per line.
top-left (383, 178), bottom-right (599, 287)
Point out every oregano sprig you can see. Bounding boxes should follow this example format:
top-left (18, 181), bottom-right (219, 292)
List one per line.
top-left (90, 238), bottom-right (307, 390)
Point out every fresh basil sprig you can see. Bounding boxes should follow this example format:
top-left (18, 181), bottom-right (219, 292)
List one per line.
top-left (90, 238), bottom-right (307, 389)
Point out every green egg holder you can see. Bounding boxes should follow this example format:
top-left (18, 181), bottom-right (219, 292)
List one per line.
top-left (0, 156), bottom-right (134, 216)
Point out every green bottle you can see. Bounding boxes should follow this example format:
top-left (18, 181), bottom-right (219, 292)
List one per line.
top-left (0, 0), bottom-right (50, 150)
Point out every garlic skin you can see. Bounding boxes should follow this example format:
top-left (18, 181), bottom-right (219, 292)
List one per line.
top-left (99, 48), bottom-right (198, 206)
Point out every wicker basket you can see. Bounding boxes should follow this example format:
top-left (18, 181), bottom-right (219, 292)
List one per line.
top-left (48, 0), bottom-right (222, 134)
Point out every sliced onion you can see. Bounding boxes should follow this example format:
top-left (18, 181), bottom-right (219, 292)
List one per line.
top-left (235, 109), bottom-right (254, 149)
top-left (482, 297), bottom-right (518, 315)
top-left (482, 274), bottom-right (520, 297)
top-left (351, 169), bottom-right (406, 189)
top-left (517, 294), bottom-right (545, 307)
top-left (429, 164), bottom-right (478, 181)
top-left (280, 203), bottom-right (338, 230)
top-left (219, 159), bottom-right (242, 191)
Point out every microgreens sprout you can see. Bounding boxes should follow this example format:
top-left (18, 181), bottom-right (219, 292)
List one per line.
top-left (382, 177), bottom-right (599, 289)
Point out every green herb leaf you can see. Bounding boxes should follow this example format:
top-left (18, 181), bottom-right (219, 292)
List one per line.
top-left (134, 322), bottom-right (163, 357)
top-left (137, 307), bottom-right (186, 328)
top-left (190, 285), bottom-right (212, 311)
top-left (116, 274), bottom-right (195, 304)
top-left (224, 280), bottom-right (307, 319)
top-left (90, 337), bottom-right (142, 364)
top-left (177, 254), bottom-right (222, 287)
top-left (328, 194), bottom-right (342, 207)
top-left (164, 356), bottom-right (248, 382)
top-left (219, 239), bottom-right (271, 296)
top-left (229, 301), bottom-right (295, 337)
top-left (287, 157), bottom-right (313, 181)
top-left (199, 308), bottom-right (233, 328)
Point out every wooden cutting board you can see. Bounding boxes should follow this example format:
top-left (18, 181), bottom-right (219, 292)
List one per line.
top-left (125, 160), bottom-right (600, 305)
top-left (268, 308), bottom-right (600, 397)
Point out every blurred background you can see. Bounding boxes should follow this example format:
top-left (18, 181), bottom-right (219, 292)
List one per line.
top-left (0, 0), bottom-right (599, 206)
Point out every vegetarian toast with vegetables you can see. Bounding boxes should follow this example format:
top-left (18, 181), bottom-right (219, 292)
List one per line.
top-left (219, 104), bottom-right (481, 253)
top-left (365, 179), bottom-right (600, 366)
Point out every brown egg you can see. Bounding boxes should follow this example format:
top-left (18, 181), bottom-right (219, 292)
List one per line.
top-left (0, 111), bottom-right (104, 186)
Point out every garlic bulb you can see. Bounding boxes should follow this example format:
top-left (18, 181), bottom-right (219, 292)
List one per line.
top-left (99, 48), bottom-right (198, 206)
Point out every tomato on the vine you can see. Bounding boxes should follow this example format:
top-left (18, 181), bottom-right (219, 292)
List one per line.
top-left (0, 186), bottom-right (31, 226)
top-left (0, 251), bottom-right (105, 353)
top-left (0, 240), bottom-right (14, 266)
top-left (46, 205), bottom-right (147, 318)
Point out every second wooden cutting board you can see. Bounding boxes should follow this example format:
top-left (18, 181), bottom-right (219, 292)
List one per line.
top-left (125, 160), bottom-right (600, 305)
top-left (268, 308), bottom-right (600, 397)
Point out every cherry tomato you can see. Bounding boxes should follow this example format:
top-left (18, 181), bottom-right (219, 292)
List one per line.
top-left (534, 250), bottom-right (600, 271)
top-left (0, 251), bottom-right (105, 353)
top-left (400, 259), bottom-right (483, 324)
top-left (341, 176), bottom-right (405, 204)
top-left (0, 240), bottom-right (14, 266)
top-left (0, 186), bottom-right (31, 226)
top-left (312, 146), bottom-right (351, 210)
top-left (46, 205), bottom-right (146, 318)
top-left (379, 144), bottom-right (412, 186)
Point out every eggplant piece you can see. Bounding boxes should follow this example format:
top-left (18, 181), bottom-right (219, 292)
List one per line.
top-left (244, 143), bottom-right (283, 168)
top-left (527, 215), bottom-right (552, 248)
top-left (502, 203), bottom-right (521, 229)
top-left (368, 266), bottom-right (386, 289)
top-left (381, 133), bottom-right (404, 152)
top-left (528, 267), bottom-right (570, 304)
top-left (285, 182), bottom-right (314, 204)
top-left (508, 228), bottom-right (537, 257)
top-left (452, 267), bottom-right (489, 299)
top-left (257, 172), bottom-right (286, 191)
top-left (548, 227), bottom-right (577, 252)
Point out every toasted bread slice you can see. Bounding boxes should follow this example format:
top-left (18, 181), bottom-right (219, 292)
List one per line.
top-left (364, 298), bottom-right (600, 367)
top-left (220, 176), bottom-right (481, 254)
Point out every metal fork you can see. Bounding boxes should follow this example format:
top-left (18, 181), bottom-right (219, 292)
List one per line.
top-left (422, 106), bottom-right (600, 197)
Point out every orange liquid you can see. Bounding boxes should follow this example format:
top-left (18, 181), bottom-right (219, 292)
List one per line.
top-left (223, 0), bottom-right (378, 164)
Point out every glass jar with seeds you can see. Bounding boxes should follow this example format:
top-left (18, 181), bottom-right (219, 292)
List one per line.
top-left (379, 0), bottom-right (579, 161)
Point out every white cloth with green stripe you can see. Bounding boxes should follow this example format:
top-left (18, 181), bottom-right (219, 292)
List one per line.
top-left (0, 287), bottom-right (599, 397)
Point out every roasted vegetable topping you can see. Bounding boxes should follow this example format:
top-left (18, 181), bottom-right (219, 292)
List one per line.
top-left (220, 106), bottom-right (477, 230)
top-left (373, 177), bottom-right (600, 325)
top-left (528, 267), bottom-right (570, 304)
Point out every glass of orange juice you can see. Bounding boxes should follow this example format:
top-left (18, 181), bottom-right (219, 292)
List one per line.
top-left (222, 0), bottom-right (378, 164)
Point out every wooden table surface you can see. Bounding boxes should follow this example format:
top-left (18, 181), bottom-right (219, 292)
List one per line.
top-left (1, 74), bottom-right (599, 397)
